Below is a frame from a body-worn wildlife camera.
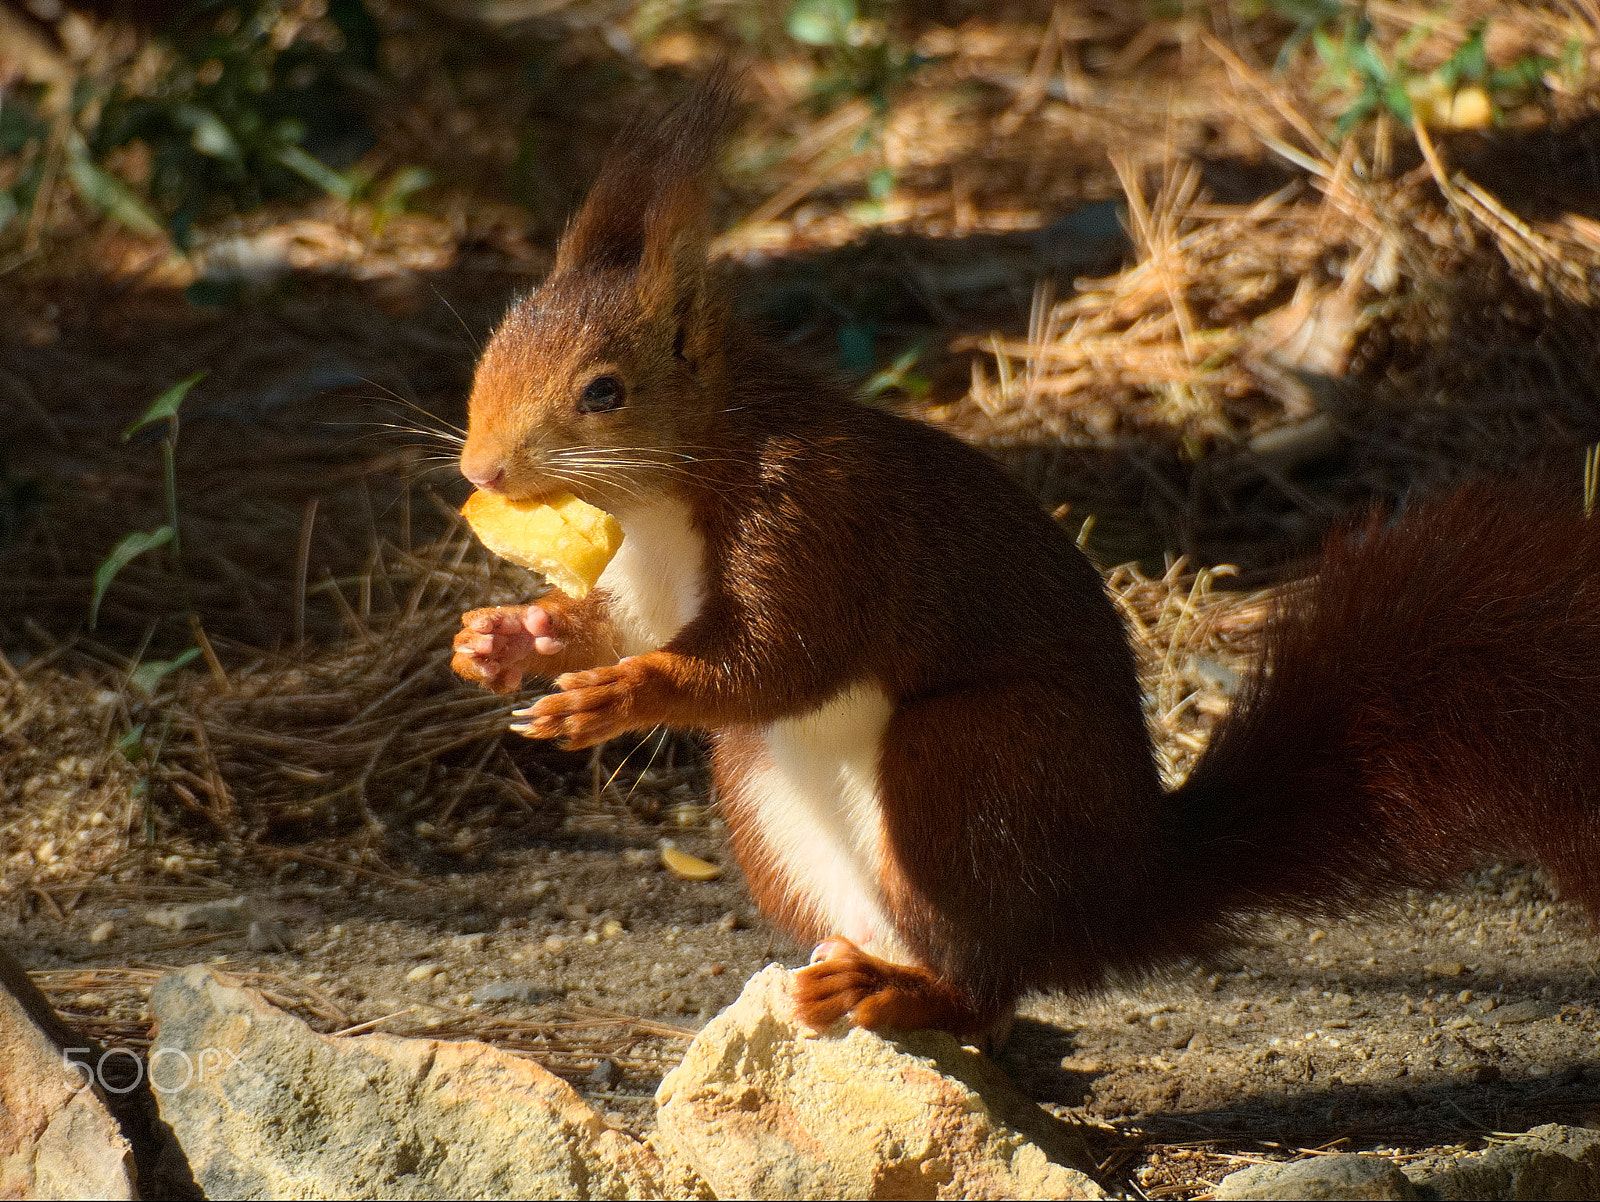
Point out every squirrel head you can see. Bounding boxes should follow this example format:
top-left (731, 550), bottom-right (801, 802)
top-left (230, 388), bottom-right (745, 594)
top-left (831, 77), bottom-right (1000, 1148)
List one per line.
top-left (460, 68), bottom-right (739, 510)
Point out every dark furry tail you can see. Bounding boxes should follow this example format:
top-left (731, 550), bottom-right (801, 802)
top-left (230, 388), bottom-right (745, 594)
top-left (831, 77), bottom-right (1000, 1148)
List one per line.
top-left (1170, 478), bottom-right (1600, 923)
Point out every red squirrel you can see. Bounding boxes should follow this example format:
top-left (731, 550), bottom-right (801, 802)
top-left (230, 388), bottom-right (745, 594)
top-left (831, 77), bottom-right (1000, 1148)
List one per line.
top-left (450, 71), bottom-right (1600, 1042)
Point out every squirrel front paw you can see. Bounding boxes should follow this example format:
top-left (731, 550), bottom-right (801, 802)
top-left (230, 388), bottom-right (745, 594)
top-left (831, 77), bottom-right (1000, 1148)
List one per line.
top-left (452, 605), bottom-right (567, 695)
top-left (511, 656), bottom-right (665, 749)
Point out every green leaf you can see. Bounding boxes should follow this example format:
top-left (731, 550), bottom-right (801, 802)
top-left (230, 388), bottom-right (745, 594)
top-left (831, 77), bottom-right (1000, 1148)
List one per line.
top-left (1441, 24), bottom-right (1488, 86)
top-left (116, 724), bottom-right (147, 761)
top-left (377, 166), bottom-right (433, 214)
top-left (1312, 26), bottom-right (1343, 72)
top-left (787, 0), bottom-right (856, 46)
top-left (64, 148), bottom-right (163, 238)
top-left (277, 144), bottom-right (357, 200)
top-left (1334, 93), bottom-right (1378, 137)
top-left (130, 648), bottom-right (200, 695)
top-left (124, 372), bottom-right (205, 441)
top-left (1382, 79), bottom-right (1414, 124)
top-left (859, 339), bottom-right (929, 401)
top-left (866, 166), bottom-right (895, 200)
top-left (90, 526), bottom-right (173, 629)
top-left (176, 104), bottom-right (243, 161)
top-left (1490, 55), bottom-right (1554, 92)
top-left (1349, 39), bottom-right (1390, 87)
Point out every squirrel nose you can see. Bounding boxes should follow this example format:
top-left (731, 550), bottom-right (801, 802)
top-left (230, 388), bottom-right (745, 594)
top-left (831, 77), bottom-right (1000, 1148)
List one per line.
top-left (462, 462), bottom-right (506, 492)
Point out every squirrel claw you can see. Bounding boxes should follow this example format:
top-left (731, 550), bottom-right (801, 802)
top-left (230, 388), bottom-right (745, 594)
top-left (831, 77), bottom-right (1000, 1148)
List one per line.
top-left (516, 657), bottom-right (665, 749)
top-left (793, 938), bottom-right (990, 1040)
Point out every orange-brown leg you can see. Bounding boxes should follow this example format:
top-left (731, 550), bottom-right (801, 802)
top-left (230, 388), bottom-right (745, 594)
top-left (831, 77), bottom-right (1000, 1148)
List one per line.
top-left (792, 937), bottom-right (991, 1040)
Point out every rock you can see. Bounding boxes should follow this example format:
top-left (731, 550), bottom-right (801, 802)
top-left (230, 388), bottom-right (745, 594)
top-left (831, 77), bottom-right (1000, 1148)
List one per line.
top-left (144, 895), bottom-right (252, 931)
top-left (1419, 1124), bottom-right (1600, 1200)
top-left (246, 919), bottom-right (293, 952)
top-left (1215, 1154), bottom-right (1419, 1200)
top-left (472, 980), bottom-right (542, 1004)
top-left (0, 946), bottom-right (138, 1200)
top-left (654, 964), bottom-right (1105, 1200)
top-left (149, 965), bottom-right (667, 1200)
top-left (1485, 999), bottom-right (1550, 1026)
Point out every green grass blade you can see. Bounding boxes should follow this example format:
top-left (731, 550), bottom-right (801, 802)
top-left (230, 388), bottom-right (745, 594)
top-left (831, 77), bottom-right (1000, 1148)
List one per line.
top-left (124, 373), bottom-right (205, 441)
top-left (64, 148), bottom-right (163, 238)
top-left (130, 647), bottom-right (200, 695)
top-left (278, 145), bottom-right (358, 201)
top-left (90, 526), bottom-right (173, 629)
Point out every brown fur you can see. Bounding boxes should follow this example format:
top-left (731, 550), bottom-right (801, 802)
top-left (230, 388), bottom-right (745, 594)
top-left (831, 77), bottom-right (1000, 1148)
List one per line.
top-left (453, 73), bottom-right (1600, 1038)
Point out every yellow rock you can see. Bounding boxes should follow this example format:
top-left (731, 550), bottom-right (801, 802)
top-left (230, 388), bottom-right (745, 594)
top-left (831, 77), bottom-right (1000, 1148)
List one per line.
top-left (461, 491), bottom-right (623, 600)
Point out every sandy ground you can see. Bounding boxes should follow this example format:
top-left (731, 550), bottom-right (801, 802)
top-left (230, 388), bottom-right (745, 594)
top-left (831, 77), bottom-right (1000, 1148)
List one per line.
top-left (7, 809), bottom-right (1599, 1195)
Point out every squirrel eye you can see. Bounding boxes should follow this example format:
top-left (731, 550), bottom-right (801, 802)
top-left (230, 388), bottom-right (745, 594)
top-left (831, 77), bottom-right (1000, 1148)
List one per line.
top-left (577, 375), bottom-right (625, 414)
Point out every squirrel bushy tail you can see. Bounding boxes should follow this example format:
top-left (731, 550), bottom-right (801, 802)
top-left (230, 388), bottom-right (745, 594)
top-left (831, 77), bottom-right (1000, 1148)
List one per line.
top-left (1170, 478), bottom-right (1600, 930)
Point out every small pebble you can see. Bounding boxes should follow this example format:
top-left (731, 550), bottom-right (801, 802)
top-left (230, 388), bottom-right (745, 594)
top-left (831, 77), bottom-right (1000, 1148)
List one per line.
top-left (544, 936), bottom-right (565, 954)
top-left (583, 930), bottom-right (600, 945)
top-left (1425, 961), bottom-right (1465, 978)
top-left (88, 921), bottom-right (115, 943)
top-left (716, 911), bottom-right (741, 933)
top-left (406, 963), bottom-right (440, 983)
top-left (451, 933), bottom-right (488, 952)
top-left (601, 919), bottom-right (624, 939)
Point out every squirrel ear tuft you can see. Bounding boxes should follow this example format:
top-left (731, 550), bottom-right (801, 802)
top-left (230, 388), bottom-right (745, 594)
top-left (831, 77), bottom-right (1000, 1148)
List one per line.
top-left (552, 63), bottom-right (740, 288)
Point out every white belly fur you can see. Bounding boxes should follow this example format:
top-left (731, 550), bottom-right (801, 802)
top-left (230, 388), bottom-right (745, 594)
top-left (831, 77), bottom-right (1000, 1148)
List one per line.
top-left (598, 496), bottom-right (707, 656)
top-left (743, 683), bottom-right (911, 965)
top-left (598, 498), bottom-right (907, 964)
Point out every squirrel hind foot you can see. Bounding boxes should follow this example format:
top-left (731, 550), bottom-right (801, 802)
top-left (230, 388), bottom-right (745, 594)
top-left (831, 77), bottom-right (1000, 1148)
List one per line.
top-left (792, 937), bottom-right (993, 1042)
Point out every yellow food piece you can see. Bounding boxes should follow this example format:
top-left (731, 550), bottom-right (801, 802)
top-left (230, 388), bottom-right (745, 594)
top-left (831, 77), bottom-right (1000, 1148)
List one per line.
top-left (461, 490), bottom-right (623, 600)
top-left (660, 845), bottom-right (721, 881)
